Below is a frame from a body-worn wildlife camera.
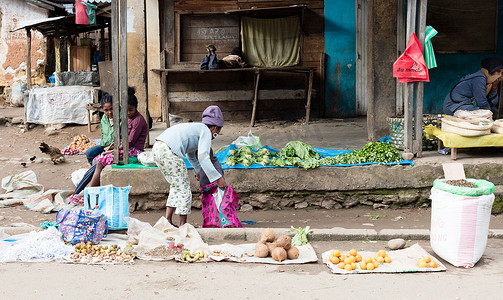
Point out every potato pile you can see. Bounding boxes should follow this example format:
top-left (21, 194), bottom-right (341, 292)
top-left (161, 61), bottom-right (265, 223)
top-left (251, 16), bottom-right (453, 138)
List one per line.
top-left (255, 228), bottom-right (299, 262)
top-left (68, 134), bottom-right (96, 153)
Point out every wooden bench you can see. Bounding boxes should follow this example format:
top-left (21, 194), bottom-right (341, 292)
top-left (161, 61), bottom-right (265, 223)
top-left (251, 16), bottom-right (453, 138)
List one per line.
top-left (86, 103), bottom-right (104, 133)
top-left (152, 66), bottom-right (316, 127)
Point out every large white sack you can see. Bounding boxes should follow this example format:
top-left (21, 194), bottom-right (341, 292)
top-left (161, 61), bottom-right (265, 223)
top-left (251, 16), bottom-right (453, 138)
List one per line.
top-left (430, 187), bottom-right (494, 268)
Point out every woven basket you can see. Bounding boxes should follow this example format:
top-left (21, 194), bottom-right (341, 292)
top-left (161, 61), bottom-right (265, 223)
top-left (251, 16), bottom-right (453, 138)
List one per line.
top-left (387, 115), bottom-right (441, 151)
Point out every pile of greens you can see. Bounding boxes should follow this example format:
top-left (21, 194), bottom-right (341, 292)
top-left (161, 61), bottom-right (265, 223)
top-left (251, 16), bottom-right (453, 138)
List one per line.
top-left (226, 141), bottom-right (402, 169)
top-left (319, 141), bottom-right (402, 165)
top-left (270, 141), bottom-right (322, 170)
top-left (225, 147), bottom-right (273, 167)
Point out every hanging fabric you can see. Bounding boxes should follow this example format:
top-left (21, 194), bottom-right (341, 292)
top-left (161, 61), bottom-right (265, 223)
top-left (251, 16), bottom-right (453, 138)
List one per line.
top-left (424, 25), bottom-right (438, 69)
top-left (75, 1), bottom-right (97, 25)
top-left (241, 15), bottom-right (301, 67)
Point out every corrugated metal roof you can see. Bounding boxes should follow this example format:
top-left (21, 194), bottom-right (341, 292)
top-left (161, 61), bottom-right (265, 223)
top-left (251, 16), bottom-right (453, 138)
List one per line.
top-left (11, 16), bottom-right (66, 32)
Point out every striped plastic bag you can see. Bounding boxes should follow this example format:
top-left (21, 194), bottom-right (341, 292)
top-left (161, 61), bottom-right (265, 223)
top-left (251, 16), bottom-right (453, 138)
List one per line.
top-left (84, 185), bottom-right (131, 230)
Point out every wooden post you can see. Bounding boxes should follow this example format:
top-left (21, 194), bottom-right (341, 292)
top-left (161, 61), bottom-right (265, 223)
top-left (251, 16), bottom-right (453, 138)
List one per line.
top-left (54, 37), bottom-right (61, 73)
top-left (26, 28), bottom-right (32, 89)
top-left (111, 0), bottom-right (120, 163)
top-left (120, 0), bottom-right (129, 165)
top-left (165, 0), bottom-right (175, 66)
top-left (160, 51), bottom-right (170, 127)
top-left (305, 69), bottom-right (314, 123)
top-left (319, 52), bottom-right (326, 118)
top-left (100, 22), bottom-right (106, 61)
top-left (250, 70), bottom-right (261, 127)
top-left (396, 0), bottom-right (406, 115)
top-left (403, 0), bottom-right (417, 155)
top-left (67, 37), bottom-right (71, 71)
top-left (414, 0), bottom-right (427, 158)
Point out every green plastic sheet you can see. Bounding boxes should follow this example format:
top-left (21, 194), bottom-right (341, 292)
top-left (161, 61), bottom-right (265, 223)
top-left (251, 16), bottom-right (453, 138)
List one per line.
top-left (433, 179), bottom-right (495, 197)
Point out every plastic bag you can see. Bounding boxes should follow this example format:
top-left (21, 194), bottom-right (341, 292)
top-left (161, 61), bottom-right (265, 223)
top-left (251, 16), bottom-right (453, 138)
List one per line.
top-left (124, 217), bottom-right (152, 245)
top-left (71, 168), bottom-right (89, 187)
top-left (393, 33), bottom-right (429, 83)
top-left (138, 151), bottom-right (157, 167)
top-left (430, 185), bottom-right (494, 268)
top-left (133, 217), bottom-right (209, 260)
top-left (0, 227), bottom-right (74, 263)
top-left (231, 130), bottom-right (262, 150)
top-left (454, 109), bottom-right (493, 121)
top-left (84, 185), bottom-right (131, 230)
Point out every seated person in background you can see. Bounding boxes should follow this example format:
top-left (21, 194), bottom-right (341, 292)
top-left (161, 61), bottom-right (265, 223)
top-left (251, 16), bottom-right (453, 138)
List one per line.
top-left (84, 93), bottom-right (115, 164)
top-left (222, 47), bottom-right (247, 69)
top-left (443, 57), bottom-right (503, 120)
top-left (200, 44), bottom-right (227, 70)
top-left (68, 87), bottom-right (148, 204)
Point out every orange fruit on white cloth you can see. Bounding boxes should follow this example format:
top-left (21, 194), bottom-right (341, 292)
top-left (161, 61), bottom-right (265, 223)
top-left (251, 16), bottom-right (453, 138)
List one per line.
top-left (351, 262), bottom-right (357, 270)
top-left (345, 264), bottom-right (353, 271)
top-left (418, 259), bottom-right (427, 268)
top-left (384, 256), bottom-right (392, 263)
top-left (349, 249), bottom-right (357, 256)
top-left (423, 256), bottom-right (431, 263)
top-left (429, 260), bottom-right (438, 268)
top-left (338, 262), bottom-right (346, 269)
top-left (364, 256), bottom-right (373, 264)
top-left (366, 262), bottom-right (375, 270)
top-left (355, 254), bottom-right (362, 262)
top-left (378, 250), bottom-right (386, 258)
top-left (360, 262), bottom-right (367, 270)
top-left (376, 256), bottom-right (385, 263)
top-left (332, 249), bottom-right (341, 257)
top-left (373, 261), bottom-right (379, 269)
top-left (329, 254), bottom-right (339, 264)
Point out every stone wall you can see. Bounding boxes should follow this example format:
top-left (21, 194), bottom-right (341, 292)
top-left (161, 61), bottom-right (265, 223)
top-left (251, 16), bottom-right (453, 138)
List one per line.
top-left (102, 162), bottom-right (503, 212)
top-left (127, 188), bottom-right (432, 212)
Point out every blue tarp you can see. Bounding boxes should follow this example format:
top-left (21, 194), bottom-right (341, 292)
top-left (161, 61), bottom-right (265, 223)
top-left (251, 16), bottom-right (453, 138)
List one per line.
top-left (183, 144), bottom-right (414, 170)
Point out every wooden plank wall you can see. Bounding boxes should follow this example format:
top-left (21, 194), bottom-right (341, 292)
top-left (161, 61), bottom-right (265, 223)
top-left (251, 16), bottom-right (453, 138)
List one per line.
top-left (165, 0), bottom-right (324, 121)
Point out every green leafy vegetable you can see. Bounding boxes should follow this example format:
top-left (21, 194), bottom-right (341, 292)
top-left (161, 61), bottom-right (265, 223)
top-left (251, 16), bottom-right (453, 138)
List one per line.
top-left (289, 226), bottom-right (313, 246)
top-left (279, 141), bottom-right (321, 160)
top-left (319, 142), bottom-right (401, 165)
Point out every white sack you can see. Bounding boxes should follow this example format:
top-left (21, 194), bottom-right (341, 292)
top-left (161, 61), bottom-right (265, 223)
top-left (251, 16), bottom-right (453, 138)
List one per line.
top-left (430, 187), bottom-right (494, 268)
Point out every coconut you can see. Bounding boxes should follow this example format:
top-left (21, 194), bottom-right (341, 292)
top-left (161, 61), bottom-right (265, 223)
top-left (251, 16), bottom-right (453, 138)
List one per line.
top-left (260, 228), bottom-right (276, 243)
top-left (255, 242), bottom-right (269, 258)
top-left (287, 246), bottom-right (299, 260)
top-left (275, 235), bottom-right (292, 250)
top-left (265, 242), bottom-right (278, 253)
top-left (271, 247), bottom-right (287, 262)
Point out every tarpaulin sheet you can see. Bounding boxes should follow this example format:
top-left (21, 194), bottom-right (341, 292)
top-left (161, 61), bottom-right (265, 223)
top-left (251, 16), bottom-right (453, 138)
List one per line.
top-left (112, 145), bottom-right (413, 169)
top-left (0, 171), bottom-right (74, 213)
top-left (25, 86), bottom-right (94, 125)
top-left (424, 125), bottom-right (503, 148)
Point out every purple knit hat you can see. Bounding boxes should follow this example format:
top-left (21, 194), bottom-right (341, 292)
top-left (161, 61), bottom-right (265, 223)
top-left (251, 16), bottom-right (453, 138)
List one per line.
top-left (202, 105), bottom-right (224, 127)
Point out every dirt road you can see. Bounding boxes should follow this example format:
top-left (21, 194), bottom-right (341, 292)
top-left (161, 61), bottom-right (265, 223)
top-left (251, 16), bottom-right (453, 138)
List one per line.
top-left (0, 240), bottom-right (502, 299)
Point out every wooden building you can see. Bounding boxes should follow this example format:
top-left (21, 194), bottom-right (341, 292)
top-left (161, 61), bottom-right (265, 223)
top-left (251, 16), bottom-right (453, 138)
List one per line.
top-left (152, 0), bottom-right (325, 124)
